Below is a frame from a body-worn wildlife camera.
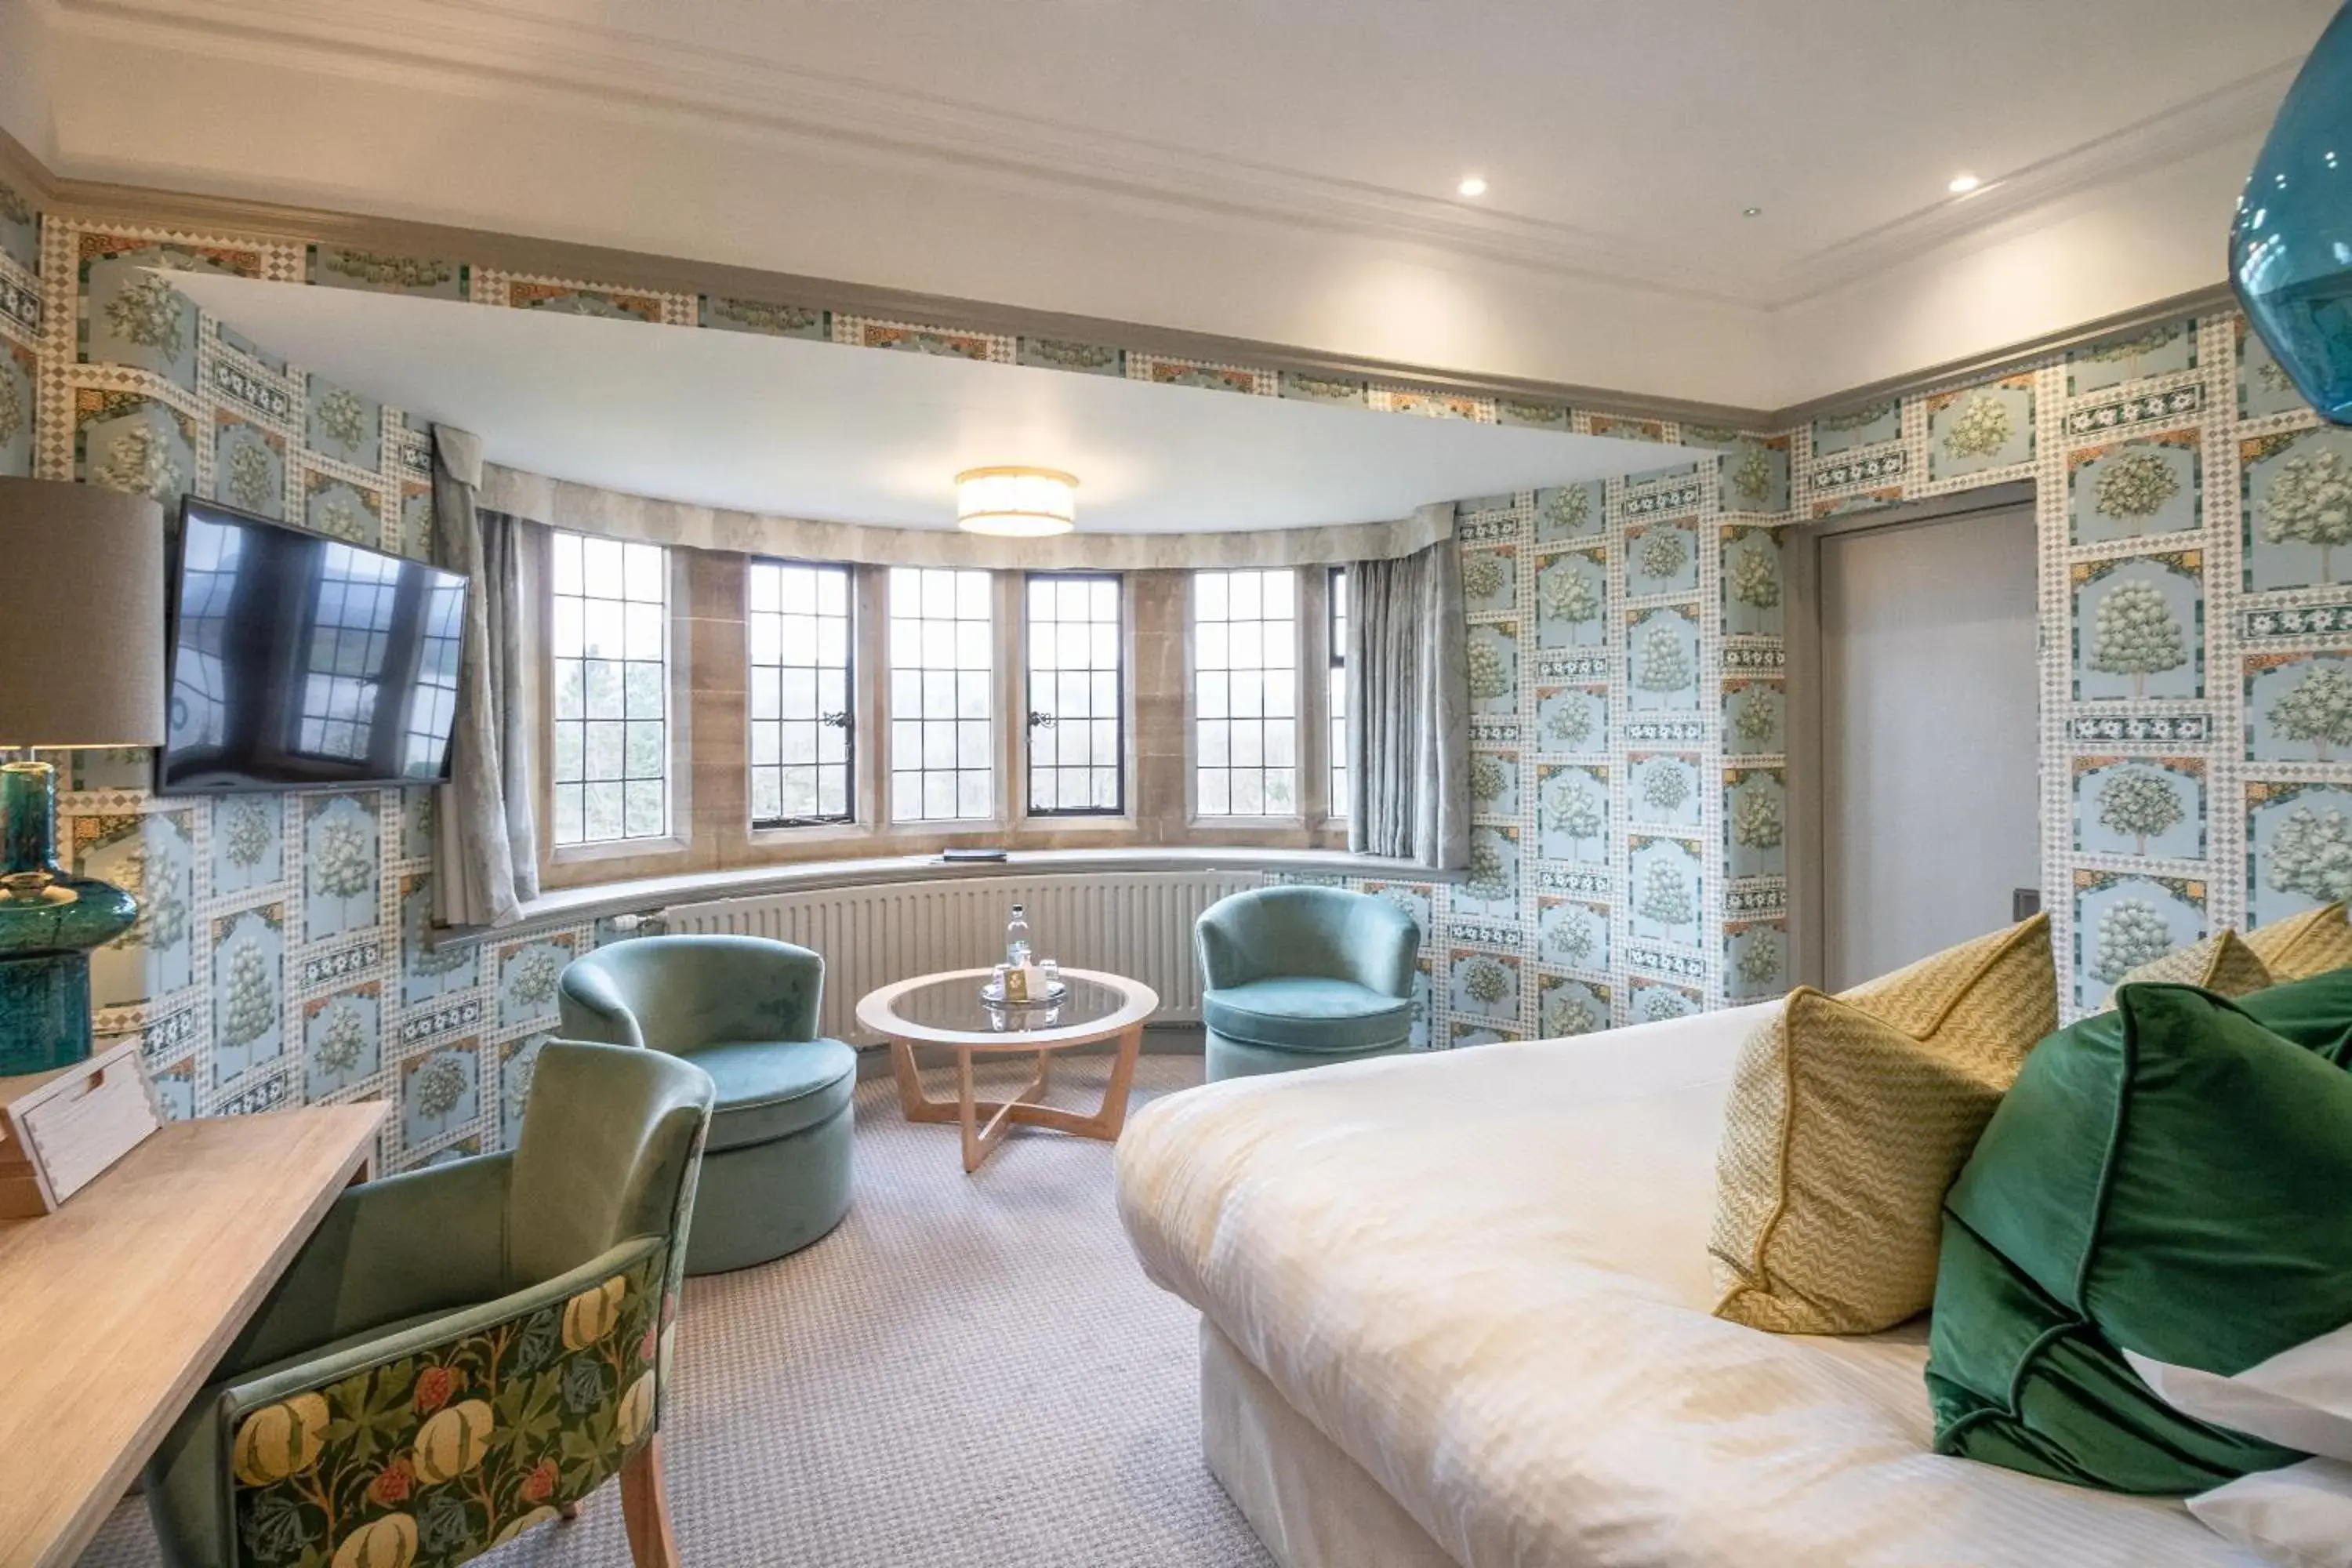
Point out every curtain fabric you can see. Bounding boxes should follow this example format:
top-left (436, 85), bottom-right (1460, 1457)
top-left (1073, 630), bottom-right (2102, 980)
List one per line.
top-left (1348, 511), bottom-right (1470, 869)
top-left (431, 424), bottom-right (542, 928)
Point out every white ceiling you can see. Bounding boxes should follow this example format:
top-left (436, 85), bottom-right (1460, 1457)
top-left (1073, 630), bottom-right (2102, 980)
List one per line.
top-left (11, 1), bottom-right (2338, 406)
top-left (170, 273), bottom-right (1690, 531)
top-left (21, 0), bottom-right (2336, 303)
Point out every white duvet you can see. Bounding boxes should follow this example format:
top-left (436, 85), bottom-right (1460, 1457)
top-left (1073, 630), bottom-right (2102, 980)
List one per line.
top-left (1116, 1006), bottom-right (2259, 1568)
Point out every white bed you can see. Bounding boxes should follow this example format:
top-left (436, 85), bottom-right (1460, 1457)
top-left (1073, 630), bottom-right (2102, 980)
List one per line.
top-left (1115, 1004), bottom-right (2260, 1568)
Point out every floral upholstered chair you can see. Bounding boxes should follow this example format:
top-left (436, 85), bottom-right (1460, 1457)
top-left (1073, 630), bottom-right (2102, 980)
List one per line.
top-left (142, 1040), bottom-right (714, 1568)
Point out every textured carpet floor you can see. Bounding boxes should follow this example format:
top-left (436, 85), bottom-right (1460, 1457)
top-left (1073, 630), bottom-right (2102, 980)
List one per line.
top-left (79, 1053), bottom-right (1275, 1568)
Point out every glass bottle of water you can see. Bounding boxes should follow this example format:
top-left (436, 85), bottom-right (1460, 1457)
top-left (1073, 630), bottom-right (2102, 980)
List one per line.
top-left (1005, 904), bottom-right (1032, 967)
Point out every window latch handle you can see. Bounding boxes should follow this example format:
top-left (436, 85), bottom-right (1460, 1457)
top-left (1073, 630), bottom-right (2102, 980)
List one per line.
top-left (1028, 710), bottom-right (1058, 730)
top-left (820, 711), bottom-right (852, 731)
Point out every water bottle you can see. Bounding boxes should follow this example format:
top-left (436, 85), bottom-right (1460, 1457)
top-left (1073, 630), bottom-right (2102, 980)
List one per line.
top-left (1005, 904), bottom-right (1032, 967)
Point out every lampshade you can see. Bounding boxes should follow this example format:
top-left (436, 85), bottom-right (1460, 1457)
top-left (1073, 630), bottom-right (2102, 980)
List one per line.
top-left (2230, 0), bottom-right (2352, 426)
top-left (955, 466), bottom-right (1078, 538)
top-left (0, 478), bottom-right (168, 748)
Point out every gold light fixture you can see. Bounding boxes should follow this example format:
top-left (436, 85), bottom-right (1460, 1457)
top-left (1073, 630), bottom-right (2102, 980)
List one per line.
top-left (956, 466), bottom-right (1078, 538)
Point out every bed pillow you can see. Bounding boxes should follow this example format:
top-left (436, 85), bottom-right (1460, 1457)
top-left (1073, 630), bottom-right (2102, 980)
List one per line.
top-left (2111, 929), bottom-right (2271, 997)
top-left (1708, 914), bottom-right (2054, 1335)
top-left (1926, 982), bottom-right (2352, 1494)
top-left (2237, 963), bottom-right (2352, 1066)
top-left (2245, 901), bottom-right (2352, 982)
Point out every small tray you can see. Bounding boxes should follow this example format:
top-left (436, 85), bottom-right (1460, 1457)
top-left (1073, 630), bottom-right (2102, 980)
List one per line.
top-left (981, 979), bottom-right (1068, 1007)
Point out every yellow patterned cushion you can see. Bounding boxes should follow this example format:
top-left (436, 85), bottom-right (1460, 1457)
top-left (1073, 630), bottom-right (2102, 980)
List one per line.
top-left (2245, 902), bottom-right (2352, 982)
top-left (1708, 915), bottom-right (2056, 1335)
top-left (2112, 929), bottom-right (2271, 996)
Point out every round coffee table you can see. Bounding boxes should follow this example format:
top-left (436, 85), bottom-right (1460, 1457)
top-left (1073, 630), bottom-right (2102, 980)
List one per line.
top-left (856, 968), bottom-right (1160, 1172)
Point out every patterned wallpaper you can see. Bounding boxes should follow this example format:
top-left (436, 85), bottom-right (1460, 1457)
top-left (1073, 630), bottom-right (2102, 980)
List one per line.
top-left (1772, 313), bottom-right (2347, 1023)
top-left (1326, 431), bottom-right (1795, 1051)
top-left (0, 165), bottom-right (2338, 1132)
top-left (0, 187), bottom-right (600, 1173)
top-left (1327, 313), bottom-right (2348, 1044)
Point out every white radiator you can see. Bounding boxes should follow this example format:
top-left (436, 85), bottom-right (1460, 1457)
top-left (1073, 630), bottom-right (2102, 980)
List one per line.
top-left (659, 870), bottom-right (1261, 1041)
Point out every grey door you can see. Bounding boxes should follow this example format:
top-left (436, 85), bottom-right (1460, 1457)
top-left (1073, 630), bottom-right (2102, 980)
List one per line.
top-left (1818, 507), bottom-right (2040, 991)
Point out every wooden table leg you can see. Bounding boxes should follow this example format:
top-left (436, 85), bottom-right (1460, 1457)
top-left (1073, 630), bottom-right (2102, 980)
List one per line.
top-left (890, 1025), bottom-right (1138, 1171)
top-left (1091, 1023), bottom-right (1143, 1140)
top-left (957, 1047), bottom-right (981, 1174)
top-left (620, 1435), bottom-right (679, 1568)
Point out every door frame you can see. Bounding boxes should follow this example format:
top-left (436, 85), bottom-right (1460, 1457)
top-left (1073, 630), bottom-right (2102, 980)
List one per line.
top-left (1784, 480), bottom-right (2037, 990)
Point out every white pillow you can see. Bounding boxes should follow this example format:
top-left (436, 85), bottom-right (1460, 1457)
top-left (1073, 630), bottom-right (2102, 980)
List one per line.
top-left (2126, 1325), bottom-right (2352, 1568)
top-left (2186, 1461), bottom-right (2352, 1568)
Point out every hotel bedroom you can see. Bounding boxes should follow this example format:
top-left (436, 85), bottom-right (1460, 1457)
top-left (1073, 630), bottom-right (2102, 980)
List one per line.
top-left (4, 3), bottom-right (2352, 1566)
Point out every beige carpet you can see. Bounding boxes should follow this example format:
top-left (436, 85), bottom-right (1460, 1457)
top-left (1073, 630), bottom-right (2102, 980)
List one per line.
top-left (80, 1053), bottom-right (1275, 1568)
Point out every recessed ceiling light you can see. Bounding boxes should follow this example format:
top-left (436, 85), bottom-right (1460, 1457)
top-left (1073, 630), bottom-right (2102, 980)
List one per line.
top-left (1457, 175), bottom-right (1488, 198)
top-left (1741, 205), bottom-right (1763, 218)
top-left (1948, 172), bottom-right (1983, 194)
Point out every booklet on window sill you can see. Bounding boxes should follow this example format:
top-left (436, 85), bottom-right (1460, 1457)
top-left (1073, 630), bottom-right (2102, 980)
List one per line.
top-left (939, 848), bottom-right (1009, 863)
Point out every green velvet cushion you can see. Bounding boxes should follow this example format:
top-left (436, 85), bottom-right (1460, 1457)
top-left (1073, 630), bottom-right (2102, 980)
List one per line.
top-left (686, 1036), bottom-right (858, 1150)
top-left (1926, 981), bottom-right (2352, 1494)
top-left (1201, 978), bottom-right (1414, 1052)
top-left (2234, 963), bottom-right (2352, 1065)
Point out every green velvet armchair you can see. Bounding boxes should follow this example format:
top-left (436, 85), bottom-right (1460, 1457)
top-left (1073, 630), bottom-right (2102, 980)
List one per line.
top-left (558, 935), bottom-right (858, 1274)
top-left (1196, 886), bottom-right (1421, 1080)
top-left (143, 1041), bottom-right (713, 1568)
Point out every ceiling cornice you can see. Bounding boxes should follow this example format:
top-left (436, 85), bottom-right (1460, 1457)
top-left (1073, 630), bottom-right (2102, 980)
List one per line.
top-left (39, 0), bottom-right (2296, 311)
top-left (3, 127), bottom-right (2254, 437)
top-left (1766, 64), bottom-right (2287, 307)
top-left (22, 153), bottom-right (1783, 430)
top-left (41, 0), bottom-right (1749, 304)
top-left (0, 122), bottom-right (56, 205)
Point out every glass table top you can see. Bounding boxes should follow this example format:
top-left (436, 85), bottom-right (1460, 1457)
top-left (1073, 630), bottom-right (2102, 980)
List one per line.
top-left (880, 971), bottom-right (1138, 1040)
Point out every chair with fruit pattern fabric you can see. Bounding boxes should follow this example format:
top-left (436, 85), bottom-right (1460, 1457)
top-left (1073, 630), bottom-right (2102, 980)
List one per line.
top-left (142, 1040), bottom-right (713, 1568)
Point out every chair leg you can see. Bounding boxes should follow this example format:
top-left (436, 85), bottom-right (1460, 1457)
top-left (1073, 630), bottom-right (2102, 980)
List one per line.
top-left (558, 1500), bottom-right (582, 1521)
top-left (621, 1434), bottom-right (681, 1568)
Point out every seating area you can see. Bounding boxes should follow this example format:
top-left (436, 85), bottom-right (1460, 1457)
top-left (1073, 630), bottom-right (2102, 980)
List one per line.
top-left (1197, 886), bottom-right (1421, 1081)
top-left (9, 9), bottom-right (2352, 1568)
top-left (557, 937), bottom-right (858, 1274)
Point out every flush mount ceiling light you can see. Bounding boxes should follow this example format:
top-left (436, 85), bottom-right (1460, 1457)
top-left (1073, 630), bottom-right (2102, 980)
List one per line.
top-left (1457, 174), bottom-right (1488, 198)
top-left (956, 466), bottom-right (1078, 537)
top-left (1948, 172), bottom-right (1983, 194)
top-left (1741, 205), bottom-right (1763, 217)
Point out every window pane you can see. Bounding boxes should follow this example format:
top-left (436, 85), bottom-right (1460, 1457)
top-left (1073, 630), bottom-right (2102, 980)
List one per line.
top-left (1024, 574), bottom-right (1124, 815)
top-left (889, 567), bottom-right (996, 822)
top-left (551, 532), bottom-right (670, 846)
top-left (1193, 569), bottom-right (1298, 818)
top-left (747, 560), bottom-right (855, 827)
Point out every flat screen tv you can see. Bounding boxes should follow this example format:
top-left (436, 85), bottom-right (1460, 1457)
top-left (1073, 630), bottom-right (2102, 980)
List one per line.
top-left (159, 497), bottom-right (470, 794)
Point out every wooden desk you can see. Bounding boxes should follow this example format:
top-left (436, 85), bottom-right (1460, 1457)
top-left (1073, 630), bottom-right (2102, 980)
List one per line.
top-left (0, 1105), bottom-right (385, 1568)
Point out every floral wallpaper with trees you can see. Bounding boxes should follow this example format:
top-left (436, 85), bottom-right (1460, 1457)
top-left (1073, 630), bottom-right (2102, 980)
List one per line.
top-left (0, 181), bottom-right (597, 1170)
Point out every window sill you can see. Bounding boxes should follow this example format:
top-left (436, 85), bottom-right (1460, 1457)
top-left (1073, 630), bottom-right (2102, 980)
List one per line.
top-left (441, 844), bottom-right (1463, 946)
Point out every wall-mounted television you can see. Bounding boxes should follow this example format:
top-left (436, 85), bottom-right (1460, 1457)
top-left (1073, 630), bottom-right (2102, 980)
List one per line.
top-left (159, 497), bottom-right (470, 794)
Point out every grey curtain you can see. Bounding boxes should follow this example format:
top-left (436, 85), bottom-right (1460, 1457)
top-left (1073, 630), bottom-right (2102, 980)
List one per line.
top-left (431, 424), bottom-right (542, 928)
top-left (1348, 512), bottom-right (1471, 869)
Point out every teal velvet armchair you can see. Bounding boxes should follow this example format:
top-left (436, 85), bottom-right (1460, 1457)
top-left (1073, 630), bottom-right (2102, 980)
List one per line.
top-left (1196, 886), bottom-right (1421, 1080)
top-left (559, 935), bottom-right (858, 1274)
top-left (143, 1041), bottom-right (714, 1568)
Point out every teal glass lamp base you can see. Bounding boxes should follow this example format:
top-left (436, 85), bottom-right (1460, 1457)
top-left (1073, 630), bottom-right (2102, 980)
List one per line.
top-left (0, 759), bottom-right (136, 1078)
top-left (0, 952), bottom-right (99, 1076)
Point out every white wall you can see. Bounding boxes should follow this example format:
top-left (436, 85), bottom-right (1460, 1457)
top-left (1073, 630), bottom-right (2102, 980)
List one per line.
top-left (1768, 137), bottom-right (2256, 406)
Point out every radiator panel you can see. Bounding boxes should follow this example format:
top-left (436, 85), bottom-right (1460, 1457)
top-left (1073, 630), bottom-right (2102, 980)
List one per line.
top-left (659, 871), bottom-right (1261, 1041)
